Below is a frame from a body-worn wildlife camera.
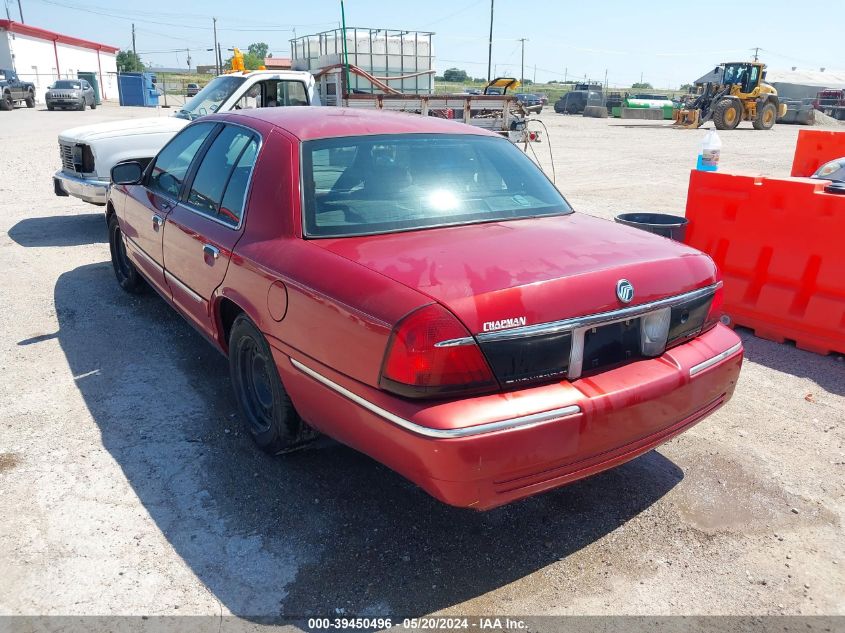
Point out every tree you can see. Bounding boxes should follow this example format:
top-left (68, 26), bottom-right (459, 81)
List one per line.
top-left (247, 42), bottom-right (269, 60)
top-left (631, 81), bottom-right (653, 89)
top-left (116, 50), bottom-right (144, 73)
top-left (680, 83), bottom-right (694, 92)
top-left (442, 68), bottom-right (468, 82)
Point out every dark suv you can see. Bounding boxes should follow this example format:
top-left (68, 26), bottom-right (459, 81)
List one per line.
top-left (554, 90), bottom-right (603, 114)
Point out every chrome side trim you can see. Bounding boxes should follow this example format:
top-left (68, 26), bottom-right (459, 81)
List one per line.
top-left (477, 282), bottom-right (722, 343)
top-left (165, 271), bottom-right (204, 304)
top-left (124, 235), bottom-right (162, 272)
top-left (289, 357), bottom-right (582, 439)
top-left (689, 342), bottom-right (742, 377)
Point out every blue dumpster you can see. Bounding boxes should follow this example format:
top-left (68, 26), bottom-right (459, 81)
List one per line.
top-left (117, 72), bottom-right (160, 107)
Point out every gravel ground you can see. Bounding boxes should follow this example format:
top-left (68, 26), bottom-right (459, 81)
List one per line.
top-left (0, 103), bottom-right (842, 619)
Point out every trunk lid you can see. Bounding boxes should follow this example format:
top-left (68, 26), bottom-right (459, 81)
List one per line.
top-left (315, 213), bottom-right (718, 335)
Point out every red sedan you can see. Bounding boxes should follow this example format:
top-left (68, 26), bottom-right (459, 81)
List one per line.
top-left (106, 107), bottom-right (743, 510)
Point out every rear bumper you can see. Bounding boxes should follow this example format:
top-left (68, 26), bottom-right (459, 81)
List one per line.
top-left (278, 324), bottom-right (743, 510)
top-left (53, 169), bottom-right (108, 205)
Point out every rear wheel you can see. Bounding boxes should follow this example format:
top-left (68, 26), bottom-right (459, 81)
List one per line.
top-left (228, 314), bottom-right (308, 454)
top-left (0, 92), bottom-right (11, 111)
top-left (713, 98), bottom-right (742, 130)
top-left (753, 101), bottom-right (777, 130)
top-left (25, 91), bottom-right (35, 108)
top-left (108, 214), bottom-right (145, 293)
top-left (90, 99), bottom-right (97, 110)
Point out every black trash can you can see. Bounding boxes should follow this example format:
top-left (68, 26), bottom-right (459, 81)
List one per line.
top-left (614, 212), bottom-right (689, 242)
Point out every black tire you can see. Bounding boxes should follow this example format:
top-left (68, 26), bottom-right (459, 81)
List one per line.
top-left (753, 101), bottom-right (777, 130)
top-left (712, 98), bottom-right (742, 130)
top-left (108, 214), bottom-right (145, 293)
top-left (47, 103), bottom-right (54, 111)
top-left (0, 92), bottom-right (11, 111)
top-left (90, 99), bottom-right (97, 110)
top-left (228, 314), bottom-right (305, 454)
top-left (78, 99), bottom-right (86, 111)
top-left (25, 91), bottom-right (35, 108)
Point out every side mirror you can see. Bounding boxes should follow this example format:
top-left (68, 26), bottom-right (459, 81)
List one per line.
top-left (111, 161), bottom-right (144, 185)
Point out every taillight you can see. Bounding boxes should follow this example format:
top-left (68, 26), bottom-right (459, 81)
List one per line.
top-left (380, 304), bottom-right (497, 399)
top-left (702, 281), bottom-right (724, 332)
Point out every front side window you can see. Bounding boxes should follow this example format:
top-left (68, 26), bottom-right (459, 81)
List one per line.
top-left (148, 122), bottom-right (215, 199)
top-left (302, 134), bottom-right (571, 238)
top-left (187, 125), bottom-right (258, 225)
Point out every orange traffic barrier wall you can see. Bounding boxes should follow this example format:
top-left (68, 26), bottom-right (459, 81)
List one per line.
top-left (790, 129), bottom-right (845, 177)
top-left (684, 169), bottom-right (845, 355)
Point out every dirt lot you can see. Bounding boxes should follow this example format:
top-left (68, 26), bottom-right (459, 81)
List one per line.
top-left (0, 103), bottom-right (843, 619)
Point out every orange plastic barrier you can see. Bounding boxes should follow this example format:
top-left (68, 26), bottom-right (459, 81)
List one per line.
top-left (684, 170), bottom-right (845, 355)
top-left (790, 129), bottom-right (845, 177)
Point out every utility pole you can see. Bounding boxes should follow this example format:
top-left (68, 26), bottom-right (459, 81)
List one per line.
top-left (131, 23), bottom-right (136, 56)
top-left (604, 68), bottom-right (608, 92)
top-left (564, 67), bottom-right (567, 83)
top-left (217, 42), bottom-right (223, 73)
top-left (186, 48), bottom-right (192, 71)
top-left (16, 0), bottom-right (23, 22)
top-left (212, 17), bottom-right (219, 75)
top-left (486, 0), bottom-right (494, 82)
top-left (752, 47), bottom-right (760, 61)
top-left (533, 64), bottom-right (536, 84)
top-left (518, 38), bottom-right (527, 84)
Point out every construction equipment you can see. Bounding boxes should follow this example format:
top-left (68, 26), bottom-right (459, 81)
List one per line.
top-left (482, 77), bottom-right (521, 95)
top-left (673, 61), bottom-right (787, 130)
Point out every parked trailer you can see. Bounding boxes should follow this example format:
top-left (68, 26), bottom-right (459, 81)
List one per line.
top-left (815, 89), bottom-right (845, 121)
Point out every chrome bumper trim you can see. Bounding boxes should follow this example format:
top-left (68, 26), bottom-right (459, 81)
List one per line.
top-left (689, 342), bottom-right (743, 377)
top-left (53, 169), bottom-right (109, 205)
top-left (289, 357), bottom-right (582, 439)
top-left (477, 282), bottom-right (722, 343)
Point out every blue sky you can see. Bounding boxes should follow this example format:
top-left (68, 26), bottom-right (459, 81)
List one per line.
top-left (9, 0), bottom-right (844, 88)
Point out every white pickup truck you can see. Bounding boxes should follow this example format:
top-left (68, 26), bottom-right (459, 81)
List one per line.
top-left (53, 70), bottom-right (319, 205)
top-left (53, 69), bottom-right (533, 206)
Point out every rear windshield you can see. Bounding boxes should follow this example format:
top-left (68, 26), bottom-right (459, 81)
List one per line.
top-left (302, 133), bottom-right (571, 238)
top-left (54, 81), bottom-right (81, 89)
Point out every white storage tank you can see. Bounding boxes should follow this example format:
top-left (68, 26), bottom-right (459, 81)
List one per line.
top-left (291, 28), bottom-right (435, 95)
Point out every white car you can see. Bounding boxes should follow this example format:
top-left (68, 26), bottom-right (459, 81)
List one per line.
top-left (53, 70), bottom-right (319, 205)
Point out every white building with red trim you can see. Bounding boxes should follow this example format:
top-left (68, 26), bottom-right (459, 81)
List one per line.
top-left (0, 20), bottom-right (118, 102)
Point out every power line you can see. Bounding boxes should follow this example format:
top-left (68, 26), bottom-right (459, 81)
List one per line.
top-left (29, 0), bottom-right (336, 29)
top-left (419, 0), bottom-right (485, 28)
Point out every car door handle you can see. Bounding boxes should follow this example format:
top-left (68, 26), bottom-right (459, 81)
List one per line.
top-left (203, 244), bottom-right (220, 260)
top-left (152, 214), bottom-right (164, 230)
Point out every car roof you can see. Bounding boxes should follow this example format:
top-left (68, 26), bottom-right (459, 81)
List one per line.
top-left (212, 106), bottom-right (499, 141)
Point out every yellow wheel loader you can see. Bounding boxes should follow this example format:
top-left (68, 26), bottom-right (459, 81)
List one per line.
top-left (673, 62), bottom-right (787, 130)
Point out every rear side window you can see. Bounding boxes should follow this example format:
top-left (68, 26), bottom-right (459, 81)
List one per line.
top-left (186, 125), bottom-right (258, 226)
top-left (273, 80), bottom-right (308, 106)
top-left (148, 122), bottom-right (215, 199)
top-left (219, 137), bottom-right (259, 226)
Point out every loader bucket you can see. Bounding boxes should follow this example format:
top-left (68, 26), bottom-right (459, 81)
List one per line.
top-left (672, 108), bottom-right (701, 128)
